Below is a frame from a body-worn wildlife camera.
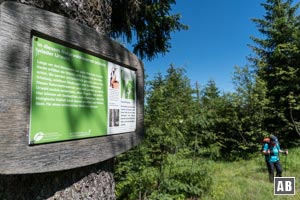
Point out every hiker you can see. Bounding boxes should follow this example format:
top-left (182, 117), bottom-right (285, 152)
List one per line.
top-left (262, 135), bottom-right (288, 183)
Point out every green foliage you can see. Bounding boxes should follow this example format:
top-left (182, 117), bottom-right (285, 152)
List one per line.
top-left (204, 147), bottom-right (300, 200)
top-left (145, 65), bottom-right (195, 156)
top-left (250, 0), bottom-right (300, 142)
top-left (115, 65), bottom-right (213, 199)
top-left (115, 57), bottom-right (300, 198)
top-left (190, 73), bottom-right (267, 160)
top-left (110, 0), bottom-right (188, 60)
top-left (220, 65), bottom-right (268, 158)
top-left (115, 148), bottom-right (212, 199)
top-left (115, 2), bottom-right (300, 198)
top-left (161, 153), bottom-right (212, 198)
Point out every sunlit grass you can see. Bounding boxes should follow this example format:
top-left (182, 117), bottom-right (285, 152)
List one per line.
top-left (203, 148), bottom-right (300, 200)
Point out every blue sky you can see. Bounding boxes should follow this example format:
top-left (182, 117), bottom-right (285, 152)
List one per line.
top-left (141, 0), bottom-right (266, 93)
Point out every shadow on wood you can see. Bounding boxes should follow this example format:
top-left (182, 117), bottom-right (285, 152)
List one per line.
top-left (0, 158), bottom-right (116, 199)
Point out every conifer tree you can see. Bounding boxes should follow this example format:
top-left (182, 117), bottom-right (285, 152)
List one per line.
top-left (145, 66), bottom-right (194, 159)
top-left (111, 0), bottom-right (188, 60)
top-left (16, 0), bottom-right (187, 61)
top-left (115, 66), bottom-right (212, 199)
top-left (250, 0), bottom-right (300, 141)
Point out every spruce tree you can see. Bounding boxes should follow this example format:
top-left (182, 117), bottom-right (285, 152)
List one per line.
top-left (250, 0), bottom-right (300, 142)
top-left (111, 0), bottom-right (188, 60)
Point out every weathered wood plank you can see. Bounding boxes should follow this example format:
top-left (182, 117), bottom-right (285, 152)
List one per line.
top-left (0, 1), bottom-right (144, 174)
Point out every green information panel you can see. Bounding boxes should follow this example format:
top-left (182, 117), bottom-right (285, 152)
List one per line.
top-left (29, 36), bottom-right (108, 144)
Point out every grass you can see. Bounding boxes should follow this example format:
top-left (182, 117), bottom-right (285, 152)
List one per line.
top-left (203, 147), bottom-right (300, 200)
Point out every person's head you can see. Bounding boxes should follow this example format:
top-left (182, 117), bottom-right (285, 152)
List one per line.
top-left (270, 135), bottom-right (277, 146)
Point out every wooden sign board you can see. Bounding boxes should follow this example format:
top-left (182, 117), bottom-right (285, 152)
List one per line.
top-left (0, 2), bottom-right (144, 174)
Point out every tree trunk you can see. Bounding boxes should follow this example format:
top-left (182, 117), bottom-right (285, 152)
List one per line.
top-left (16, 0), bottom-right (112, 35)
top-left (0, 0), bottom-right (117, 199)
top-left (0, 159), bottom-right (116, 199)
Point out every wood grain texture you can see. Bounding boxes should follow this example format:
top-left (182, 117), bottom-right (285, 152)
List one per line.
top-left (0, 1), bottom-right (144, 174)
